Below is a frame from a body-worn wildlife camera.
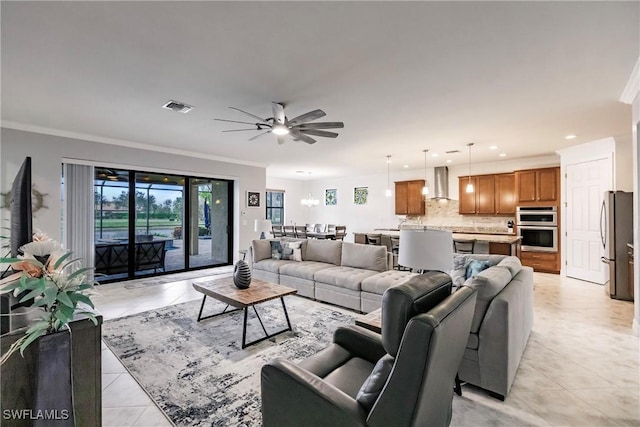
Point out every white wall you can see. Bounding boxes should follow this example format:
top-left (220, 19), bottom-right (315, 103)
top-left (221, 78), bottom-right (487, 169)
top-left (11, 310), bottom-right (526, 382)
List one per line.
top-left (632, 93), bottom-right (639, 335)
top-left (616, 135), bottom-right (634, 192)
top-left (0, 128), bottom-right (266, 260)
top-left (267, 154), bottom-right (560, 240)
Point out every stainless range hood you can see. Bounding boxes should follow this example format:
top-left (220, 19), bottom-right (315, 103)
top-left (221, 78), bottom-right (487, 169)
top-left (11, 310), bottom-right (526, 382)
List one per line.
top-left (432, 166), bottom-right (449, 199)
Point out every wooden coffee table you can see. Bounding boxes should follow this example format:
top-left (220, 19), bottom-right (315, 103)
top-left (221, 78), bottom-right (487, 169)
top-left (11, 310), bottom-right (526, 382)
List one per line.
top-left (192, 277), bottom-right (297, 349)
top-left (356, 308), bottom-right (382, 333)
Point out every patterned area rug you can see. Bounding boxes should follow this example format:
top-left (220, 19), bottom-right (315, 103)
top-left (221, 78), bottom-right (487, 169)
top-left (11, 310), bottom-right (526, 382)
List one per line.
top-left (102, 295), bottom-right (355, 426)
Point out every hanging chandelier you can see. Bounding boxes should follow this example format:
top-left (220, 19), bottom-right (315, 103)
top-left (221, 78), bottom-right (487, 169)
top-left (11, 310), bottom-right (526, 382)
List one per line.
top-left (422, 149), bottom-right (429, 197)
top-left (385, 155), bottom-right (392, 197)
top-left (301, 193), bottom-right (319, 207)
top-left (466, 143), bottom-right (475, 193)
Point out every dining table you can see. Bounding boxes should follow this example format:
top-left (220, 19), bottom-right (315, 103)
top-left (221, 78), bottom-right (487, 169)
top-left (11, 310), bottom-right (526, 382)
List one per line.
top-left (305, 231), bottom-right (336, 239)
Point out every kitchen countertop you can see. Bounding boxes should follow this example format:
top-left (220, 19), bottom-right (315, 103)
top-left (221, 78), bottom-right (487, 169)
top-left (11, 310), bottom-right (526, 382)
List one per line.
top-left (452, 233), bottom-right (521, 244)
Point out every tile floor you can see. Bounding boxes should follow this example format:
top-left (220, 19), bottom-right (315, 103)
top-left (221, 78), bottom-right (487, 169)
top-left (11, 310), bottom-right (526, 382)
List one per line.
top-left (93, 269), bottom-right (639, 427)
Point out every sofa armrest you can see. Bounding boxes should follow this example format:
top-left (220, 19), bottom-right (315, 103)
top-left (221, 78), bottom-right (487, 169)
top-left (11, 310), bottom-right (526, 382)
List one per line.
top-left (261, 358), bottom-right (367, 427)
top-left (333, 325), bottom-right (386, 364)
top-left (477, 267), bottom-right (533, 396)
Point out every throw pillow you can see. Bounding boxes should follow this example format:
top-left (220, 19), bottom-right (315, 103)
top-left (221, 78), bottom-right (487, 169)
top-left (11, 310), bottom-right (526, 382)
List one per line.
top-left (356, 354), bottom-right (394, 412)
top-left (285, 241), bottom-right (303, 261)
top-left (465, 259), bottom-right (491, 279)
top-left (270, 241), bottom-right (283, 260)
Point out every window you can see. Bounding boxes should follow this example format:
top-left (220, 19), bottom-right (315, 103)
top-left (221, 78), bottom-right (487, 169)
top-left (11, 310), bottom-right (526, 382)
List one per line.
top-left (266, 191), bottom-right (284, 225)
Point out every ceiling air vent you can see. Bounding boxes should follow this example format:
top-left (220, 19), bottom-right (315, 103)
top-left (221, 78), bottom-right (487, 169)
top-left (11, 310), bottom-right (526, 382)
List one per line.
top-left (445, 150), bottom-right (461, 154)
top-left (162, 100), bottom-right (194, 113)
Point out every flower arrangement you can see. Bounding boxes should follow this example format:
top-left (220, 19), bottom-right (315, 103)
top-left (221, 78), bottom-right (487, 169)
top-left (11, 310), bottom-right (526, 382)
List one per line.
top-left (0, 231), bottom-right (97, 365)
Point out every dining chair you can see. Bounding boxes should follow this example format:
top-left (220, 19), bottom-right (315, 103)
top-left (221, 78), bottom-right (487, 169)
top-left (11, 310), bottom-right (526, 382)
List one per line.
top-left (334, 226), bottom-right (346, 240)
top-left (326, 224), bottom-right (337, 233)
top-left (272, 225), bottom-right (284, 237)
top-left (314, 224), bottom-right (326, 233)
top-left (283, 225), bottom-right (296, 237)
top-left (295, 226), bottom-right (308, 238)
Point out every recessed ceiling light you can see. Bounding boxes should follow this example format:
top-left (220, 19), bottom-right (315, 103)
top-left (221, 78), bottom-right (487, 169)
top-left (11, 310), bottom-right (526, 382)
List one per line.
top-left (403, 164), bottom-right (409, 168)
top-left (431, 153), bottom-right (439, 157)
top-left (499, 153), bottom-right (507, 157)
top-left (295, 170), bottom-right (304, 174)
top-left (489, 145), bottom-right (498, 150)
top-left (565, 134), bottom-right (577, 140)
top-left (162, 100), bottom-right (194, 113)
top-left (446, 159), bottom-right (452, 163)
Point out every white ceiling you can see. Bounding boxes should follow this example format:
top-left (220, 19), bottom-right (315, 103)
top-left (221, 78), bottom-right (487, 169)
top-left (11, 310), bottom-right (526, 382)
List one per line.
top-left (1, 1), bottom-right (638, 179)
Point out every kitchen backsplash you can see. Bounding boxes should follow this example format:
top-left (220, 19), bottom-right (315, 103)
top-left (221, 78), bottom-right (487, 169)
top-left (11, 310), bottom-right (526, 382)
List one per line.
top-left (400, 199), bottom-right (515, 234)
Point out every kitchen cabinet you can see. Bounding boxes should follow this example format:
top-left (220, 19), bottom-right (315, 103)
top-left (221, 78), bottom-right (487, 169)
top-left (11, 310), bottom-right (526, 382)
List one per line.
top-left (495, 173), bottom-right (516, 214)
top-left (458, 173), bottom-right (514, 215)
top-left (395, 180), bottom-right (425, 215)
top-left (520, 250), bottom-right (559, 273)
top-left (515, 167), bottom-right (559, 205)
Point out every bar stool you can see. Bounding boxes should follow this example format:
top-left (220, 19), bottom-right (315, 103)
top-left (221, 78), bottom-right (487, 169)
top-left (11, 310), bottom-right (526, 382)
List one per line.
top-left (453, 239), bottom-right (476, 254)
top-left (366, 233), bottom-right (382, 245)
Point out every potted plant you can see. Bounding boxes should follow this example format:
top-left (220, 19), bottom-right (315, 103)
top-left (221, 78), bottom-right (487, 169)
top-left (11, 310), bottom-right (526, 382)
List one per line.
top-left (1, 231), bottom-right (97, 364)
top-left (0, 231), bottom-right (97, 425)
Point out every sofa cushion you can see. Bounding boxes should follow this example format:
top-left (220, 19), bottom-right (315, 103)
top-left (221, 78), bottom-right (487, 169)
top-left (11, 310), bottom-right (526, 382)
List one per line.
top-left (305, 239), bottom-right (342, 265)
top-left (252, 239), bottom-right (273, 263)
top-left (497, 256), bottom-right (522, 278)
top-left (279, 261), bottom-right (335, 281)
top-left (450, 254), bottom-right (506, 288)
top-left (361, 271), bottom-right (416, 295)
top-left (271, 241), bottom-right (302, 261)
top-left (253, 258), bottom-right (293, 274)
top-left (463, 266), bottom-right (513, 333)
top-left (314, 267), bottom-right (379, 291)
top-left (341, 242), bottom-right (388, 272)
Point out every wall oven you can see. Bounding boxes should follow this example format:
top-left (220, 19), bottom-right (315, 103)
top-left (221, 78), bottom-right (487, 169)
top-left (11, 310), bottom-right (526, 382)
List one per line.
top-left (517, 226), bottom-right (558, 252)
top-left (516, 206), bottom-right (557, 226)
top-left (516, 206), bottom-right (558, 252)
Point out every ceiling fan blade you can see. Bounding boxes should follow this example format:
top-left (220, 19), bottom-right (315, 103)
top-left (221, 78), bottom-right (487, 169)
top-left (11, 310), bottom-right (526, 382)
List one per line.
top-left (290, 129), bottom-right (316, 144)
top-left (293, 122), bottom-right (344, 130)
top-left (288, 109), bottom-right (326, 125)
top-left (229, 107), bottom-right (269, 124)
top-left (248, 131), bottom-right (271, 141)
top-left (272, 102), bottom-right (286, 125)
top-left (222, 129), bottom-right (265, 132)
top-left (298, 129), bottom-right (339, 138)
top-left (277, 135), bottom-right (286, 145)
top-left (214, 118), bottom-right (263, 126)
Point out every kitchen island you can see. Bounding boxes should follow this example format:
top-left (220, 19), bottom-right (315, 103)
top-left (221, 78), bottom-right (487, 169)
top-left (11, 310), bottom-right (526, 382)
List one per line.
top-left (355, 229), bottom-right (521, 257)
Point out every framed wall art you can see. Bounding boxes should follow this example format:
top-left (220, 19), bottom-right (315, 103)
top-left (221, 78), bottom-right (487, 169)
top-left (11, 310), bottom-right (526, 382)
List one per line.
top-left (354, 187), bottom-right (368, 205)
top-left (325, 189), bottom-right (337, 206)
top-left (246, 191), bottom-right (261, 208)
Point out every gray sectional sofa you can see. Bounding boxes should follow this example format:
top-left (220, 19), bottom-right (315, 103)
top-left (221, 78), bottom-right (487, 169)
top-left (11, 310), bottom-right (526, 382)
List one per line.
top-left (451, 254), bottom-right (534, 399)
top-left (249, 238), bottom-right (415, 312)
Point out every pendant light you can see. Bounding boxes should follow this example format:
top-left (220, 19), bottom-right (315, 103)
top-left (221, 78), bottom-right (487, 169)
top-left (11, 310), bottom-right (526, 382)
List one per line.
top-left (385, 155), bottom-right (392, 197)
top-left (421, 149), bottom-right (429, 197)
top-left (466, 143), bottom-right (475, 193)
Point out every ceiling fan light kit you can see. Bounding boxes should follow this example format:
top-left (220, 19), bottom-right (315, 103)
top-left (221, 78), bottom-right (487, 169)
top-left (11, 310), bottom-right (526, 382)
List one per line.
top-left (215, 102), bottom-right (344, 145)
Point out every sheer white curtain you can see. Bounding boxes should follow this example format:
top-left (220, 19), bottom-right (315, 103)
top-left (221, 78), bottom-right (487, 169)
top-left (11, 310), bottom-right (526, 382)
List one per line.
top-left (63, 163), bottom-right (95, 274)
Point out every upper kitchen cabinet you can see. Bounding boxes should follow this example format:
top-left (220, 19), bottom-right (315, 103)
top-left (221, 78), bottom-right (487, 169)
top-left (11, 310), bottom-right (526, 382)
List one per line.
top-left (458, 173), bottom-right (514, 215)
top-left (395, 179), bottom-right (425, 215)
top-left (495, 173), bottom-right (516, 214)
top-left (515, 167), bottom-right (560, 205)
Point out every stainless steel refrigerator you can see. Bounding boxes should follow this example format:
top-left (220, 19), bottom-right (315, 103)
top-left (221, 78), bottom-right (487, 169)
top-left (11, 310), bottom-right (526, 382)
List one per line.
top-left (600, 191), bottom-right (634, 301)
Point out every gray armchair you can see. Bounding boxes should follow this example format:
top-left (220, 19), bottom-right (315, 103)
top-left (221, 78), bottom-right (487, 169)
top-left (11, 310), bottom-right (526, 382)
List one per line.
top-left (261, 272), bottom-right (477, 427)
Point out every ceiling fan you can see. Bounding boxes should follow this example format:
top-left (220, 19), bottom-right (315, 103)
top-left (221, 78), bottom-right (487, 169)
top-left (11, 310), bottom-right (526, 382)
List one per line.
top-left (214, 102), bottom-right (344, 145)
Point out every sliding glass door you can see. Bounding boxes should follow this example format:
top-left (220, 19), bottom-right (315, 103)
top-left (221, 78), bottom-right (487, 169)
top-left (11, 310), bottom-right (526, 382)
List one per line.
top-left (94, 167), bottom-right (233, 283)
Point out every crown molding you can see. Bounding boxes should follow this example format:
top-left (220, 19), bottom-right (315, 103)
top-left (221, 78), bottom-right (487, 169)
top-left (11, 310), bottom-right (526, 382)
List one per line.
top-left (1, 121), bottom-right (268, 169)
top-left (620, 56), bottom-right (640, 104)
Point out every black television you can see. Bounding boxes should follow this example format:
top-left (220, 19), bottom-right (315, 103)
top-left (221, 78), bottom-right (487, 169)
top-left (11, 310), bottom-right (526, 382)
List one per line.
top-left (10, 157), bottom-right (33, 257)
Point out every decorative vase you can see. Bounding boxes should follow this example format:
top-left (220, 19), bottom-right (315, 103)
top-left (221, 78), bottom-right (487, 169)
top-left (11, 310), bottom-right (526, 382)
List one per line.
top-left (33, 329), bottom-right (75, 426)
top-left (233, 260), bottom-right (251, 289)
